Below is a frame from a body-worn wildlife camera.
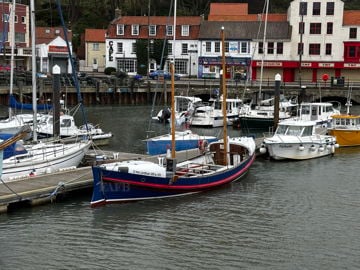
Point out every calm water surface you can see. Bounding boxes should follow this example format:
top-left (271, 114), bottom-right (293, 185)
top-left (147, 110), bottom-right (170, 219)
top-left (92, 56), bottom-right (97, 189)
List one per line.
top-left (1, 105), bottom-right (360, 269)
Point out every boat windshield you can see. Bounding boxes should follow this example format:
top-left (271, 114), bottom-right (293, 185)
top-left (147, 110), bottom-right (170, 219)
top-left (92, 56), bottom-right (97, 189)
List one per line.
top-left (276, 125), bottom-right (312, 136)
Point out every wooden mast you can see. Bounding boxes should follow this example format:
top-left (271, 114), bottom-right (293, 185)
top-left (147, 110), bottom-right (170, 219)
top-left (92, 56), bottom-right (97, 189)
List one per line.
top-left (221, 26), bottom-right (228, 166)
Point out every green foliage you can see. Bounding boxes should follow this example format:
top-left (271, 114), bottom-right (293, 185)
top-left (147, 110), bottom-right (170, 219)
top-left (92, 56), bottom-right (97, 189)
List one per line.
top-left (152, 39), bottom-right (169, 70)
top-left (136, 40), bottom-right (148, 76)
top-left (104, 67), bottom-right (116, 75)
top-left (135, 39), bottom-right (169, 75)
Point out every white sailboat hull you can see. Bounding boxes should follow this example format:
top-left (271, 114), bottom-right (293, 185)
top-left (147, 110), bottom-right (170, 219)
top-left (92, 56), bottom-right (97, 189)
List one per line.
top-left (2, 140), bottom-right (91, 182)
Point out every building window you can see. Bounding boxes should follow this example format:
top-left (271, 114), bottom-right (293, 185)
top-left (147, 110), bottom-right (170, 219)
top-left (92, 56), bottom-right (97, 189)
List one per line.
top-left (327, 22), bottom-right (333, 34)
top-left (325, 43), bottom-right (332, 55)
top-left (93, 58), bottom-right (98, 65)
top-left (310, 23), bottom-right (321, 34)
top-left (215, 42), bottom-right (220, 53)
top-left (258, 42), bottom-right (264, 54)
top-left (132, 43), bottom-right (136, 54)
top-left (117, 42), bottom-right (123, 53)
top-left (299, 22), bottom-right (305, 34)
top-left (298, 43), bottom-right (304, 55)
top-left (182, 43), bottom-right (188, 54)
top-left (174, 59), bottom-right (187, 74)
top-left (240, 42), bottom-right (248, 53)
top-left (21, 16), bottom-right (25, 23)
top-left (2, 14), bottom-right (9, 22)
top-left (225, 42), bottom-right (229, 53)
top-left (149, 25), bottom-right (156, 36)
top-left (350, 28), bottom-right (357, 39)
top-left (168, 44), bottom-right (172, 55)
top-left (299, 2), bottom-right (307, 15)
top-left (277, 42), bottom-right (283, 54)
top-left (326, 2), bottom-right (335, 15)
top-left (205, 42), bottom-right (211, 52)
top-left (181, 25), bottom-right (189, 36)
top-left (313, 2), bottom-right (321, 15)
top-left (166, 25), bottom-right (173, 36)
top-left (309, 43), bottom-right (321, 55)
top-left (92, 43), bottom-right (99, 51)
top-left (14, 15), bottom-right (18, 23)
top-left (131, 24), bottom-right (139, 35)
top-left (117, 24), bottom-right (124, 35)
top-left (267, 42), bottom-right (274, 54)
top-left (117, 59), bottom-right (137, 73)
top-left (15, 32), bottom-right (25, 43)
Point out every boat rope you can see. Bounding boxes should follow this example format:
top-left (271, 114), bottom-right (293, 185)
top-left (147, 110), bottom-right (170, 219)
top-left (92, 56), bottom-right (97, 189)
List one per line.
top-left (0, 178), bottom-right (22, 200)
top-left (48, 170), bottom-right (91, 200)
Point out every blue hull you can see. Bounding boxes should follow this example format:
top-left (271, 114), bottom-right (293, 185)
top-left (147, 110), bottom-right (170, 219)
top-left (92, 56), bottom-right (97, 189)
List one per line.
top-left (91, 154), bottom-right (255, 206)
top-left (146, 138), bottom-right (218, 155)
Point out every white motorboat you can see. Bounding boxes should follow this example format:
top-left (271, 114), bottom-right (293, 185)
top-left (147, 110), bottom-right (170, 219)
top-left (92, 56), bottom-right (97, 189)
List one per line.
top-left (36, 114), bottom-right (112, 146)
top-left (259, 120), bottom-right (338, 160)
top-left (294, 102), bottom-right (340, 127)
top-left (234, 96), bottom-right (297, 130)
top-left (152, 95), bottom-right (202, 125)
top-left (190, 97), bottom-right (243, 127)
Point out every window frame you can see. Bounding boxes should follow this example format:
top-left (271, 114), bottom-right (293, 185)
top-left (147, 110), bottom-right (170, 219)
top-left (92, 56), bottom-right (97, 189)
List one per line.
top-left (310, 23), bottom-right (322, 34)
top-left (131, 24), bottom-right (139, 36)
top-left (117, 24), bottom-right (124, 35)
top-left (309, 43), bottom-right (321, 55)
top-left (326, 2), bottom-right (335, 16)
top-left (326, 22), bottom-right (333, 34)
top-left (181, 25), bottom-right (189, 36)
top-left (312, 2), bottom-right (321, 16)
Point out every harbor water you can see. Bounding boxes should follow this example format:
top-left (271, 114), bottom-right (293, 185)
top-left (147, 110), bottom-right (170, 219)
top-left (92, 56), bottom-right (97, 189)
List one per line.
top-left (1, 105), bottom-right (360, 269)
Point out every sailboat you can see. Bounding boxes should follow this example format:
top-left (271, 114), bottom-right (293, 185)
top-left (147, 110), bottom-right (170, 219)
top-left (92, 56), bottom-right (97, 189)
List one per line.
top-left (90, 16), bottom-right (256, 206)
top-left (0, 0), bottom-right (91, 182)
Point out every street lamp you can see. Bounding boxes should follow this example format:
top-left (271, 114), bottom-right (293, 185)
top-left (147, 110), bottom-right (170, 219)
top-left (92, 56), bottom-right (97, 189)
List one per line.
top-left (274, 73), bottom-right (281, 130)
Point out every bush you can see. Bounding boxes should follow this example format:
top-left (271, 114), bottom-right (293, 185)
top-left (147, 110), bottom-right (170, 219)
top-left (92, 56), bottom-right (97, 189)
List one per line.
top-left (104, 67), bottom-right (116, 75)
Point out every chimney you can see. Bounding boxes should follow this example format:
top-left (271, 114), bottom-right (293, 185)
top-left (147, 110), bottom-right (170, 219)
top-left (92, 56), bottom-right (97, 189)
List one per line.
top-left (115, 8), bottom-right (122, 19)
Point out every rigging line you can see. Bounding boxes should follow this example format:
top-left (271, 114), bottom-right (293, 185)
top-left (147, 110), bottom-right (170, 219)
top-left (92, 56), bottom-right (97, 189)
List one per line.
top-left (55, 0), bottom-right (89, 133)
top-left (0, 178), bottom-right (22, 200)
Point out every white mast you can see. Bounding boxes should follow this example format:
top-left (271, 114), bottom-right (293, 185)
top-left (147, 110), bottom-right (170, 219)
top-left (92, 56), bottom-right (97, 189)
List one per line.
top-left (259, 0), bottom-right (269, 101)
top-left (30, 0), bottom-right (37, 141)
top-left (9, 0), bottom-right (16, 118)
top-left (170, 0), bottom-right (177, 159)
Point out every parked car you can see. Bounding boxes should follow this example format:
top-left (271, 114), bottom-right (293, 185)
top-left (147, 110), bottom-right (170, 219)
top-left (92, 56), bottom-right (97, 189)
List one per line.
top-left (149, 70), bottom-right (180, 80)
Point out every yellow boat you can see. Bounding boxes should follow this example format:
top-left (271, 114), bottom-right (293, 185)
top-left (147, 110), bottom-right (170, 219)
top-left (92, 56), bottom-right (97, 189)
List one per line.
top-left (328, 114), bottom-right (360, 147)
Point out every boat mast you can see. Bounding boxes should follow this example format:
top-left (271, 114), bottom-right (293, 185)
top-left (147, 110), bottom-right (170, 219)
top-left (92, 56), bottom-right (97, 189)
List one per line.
top-left (9, 0), bottom-right (16, 118)
top-left (170, 0), bottom-right (177, 159)
top-left (258, 0), bottom-right (269, 102)
top-left (30, 0), bottom-right (37, 141)
top-left (221, 26), bottom-right (228, 166)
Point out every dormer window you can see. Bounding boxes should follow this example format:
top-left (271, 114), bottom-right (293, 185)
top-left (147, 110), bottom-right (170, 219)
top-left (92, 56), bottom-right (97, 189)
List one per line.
top-left (149, 25), bottom-right (156, 36)
top-left (117, 24), bottom-right (124, 35)
top-left (181, 25), bottom-right (189, 36)
top-left (166, 25), bottom-right (173, 36)
top-left (132, 24), bottom-right (139, 36)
